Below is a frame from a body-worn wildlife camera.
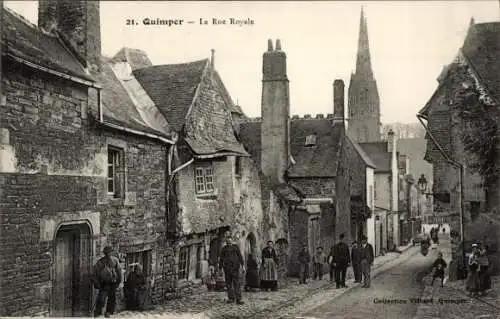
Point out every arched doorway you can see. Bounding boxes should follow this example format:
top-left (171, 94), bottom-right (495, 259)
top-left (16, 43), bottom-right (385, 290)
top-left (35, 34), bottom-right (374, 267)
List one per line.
top-left (52, 223), bottom-right (92, 317)
top-left (244, 233), bottom-right (256, 264)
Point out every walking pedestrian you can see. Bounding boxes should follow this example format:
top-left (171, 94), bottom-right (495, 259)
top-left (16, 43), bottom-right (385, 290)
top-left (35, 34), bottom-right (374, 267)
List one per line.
top-left (260, 241), bottom-right (279, 291)
top-left (430, 252), bottom-right (447, 287)
top-left (219, 235), bottom-right (245, 304)
top-left (312, 246), bottom-right (326, 280)
top-left (92, 246), bottom-right (122, 318)
top-left (359, 235), bottom-right (374, 288)
top-left (351, 241), bottom-right (362, 283)
top-left (332, 233), bottom-right (350, 288)
top-left (298, 244), bottom-right (310, 284)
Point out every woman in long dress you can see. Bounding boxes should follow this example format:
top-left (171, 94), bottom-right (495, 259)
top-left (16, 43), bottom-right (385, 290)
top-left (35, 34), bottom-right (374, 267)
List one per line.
top-left (260, 241), bottom-right (279, 291)
top-left (124, 264), bottom-right (147, 310)
top-left (478, 245), bottom-right (491, 295)
top-left (245, 254), bottom-right (260, 291)
top-left (466, 244), bottom-right (480, 296)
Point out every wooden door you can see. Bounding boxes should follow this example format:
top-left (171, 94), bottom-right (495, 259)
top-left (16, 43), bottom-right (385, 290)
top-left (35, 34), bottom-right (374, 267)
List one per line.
top-left (53, 229), bottom-right (76, 317)
top-left (53, 225), bottom-right (92, 317)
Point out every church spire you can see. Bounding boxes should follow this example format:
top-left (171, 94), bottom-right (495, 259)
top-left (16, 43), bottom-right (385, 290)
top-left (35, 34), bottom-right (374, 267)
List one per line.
top-left (355, 7), bottom-right (373, 78)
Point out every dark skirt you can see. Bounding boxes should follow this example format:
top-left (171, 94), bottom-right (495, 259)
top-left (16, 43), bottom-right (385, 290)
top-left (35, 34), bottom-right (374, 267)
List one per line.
top-left (245, 268), bottom-right (260, 289)
top-left (479, 265), bottom-right (491, 291)
top-left (466, 269), bottom-right (480, 292)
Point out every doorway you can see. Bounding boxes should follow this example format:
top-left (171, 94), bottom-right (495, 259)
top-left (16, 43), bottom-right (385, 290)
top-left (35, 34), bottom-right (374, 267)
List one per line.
top-left (244, 233), bottom-right (256, 264)
top-left (52, 223), bottom-right (92, 317)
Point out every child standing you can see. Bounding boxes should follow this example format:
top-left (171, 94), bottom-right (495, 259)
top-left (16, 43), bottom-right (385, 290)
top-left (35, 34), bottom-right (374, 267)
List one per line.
top-left (431, 252), bottom-right (447, 287)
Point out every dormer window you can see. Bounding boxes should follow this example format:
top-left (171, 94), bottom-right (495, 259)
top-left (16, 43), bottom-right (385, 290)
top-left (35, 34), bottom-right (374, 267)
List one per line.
top-left (305, 133), bottom-right (318, 147)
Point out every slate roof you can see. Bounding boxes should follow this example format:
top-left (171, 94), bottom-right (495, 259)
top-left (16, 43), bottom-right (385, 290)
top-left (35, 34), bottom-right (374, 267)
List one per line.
top-left (346, 133), bottom-right (376, 169)
top-left (289, 120), bottom-right (344, 177)
top-left (462, 22), bottom-right (500, 100)
top-left (133, 59), bottom-right (209, 132)
top-left (239, 119), bottom-right (344, 178)
top-left (97, 57), bottom-right (172, 138)
top-left (359, 142), bottom-right (391, 173)
top-left (111, 47), bottom-right (153, 71)
top-left (397, 137), bottom-right (433, 181)
top-left (1, 7), bottom-right (94, 82)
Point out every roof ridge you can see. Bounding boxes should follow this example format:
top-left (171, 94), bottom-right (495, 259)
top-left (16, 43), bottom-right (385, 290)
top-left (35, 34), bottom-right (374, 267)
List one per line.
top-left (140, 58), bottom-right (209, 70)
top-left (3, 6), bottom-right (57, 38)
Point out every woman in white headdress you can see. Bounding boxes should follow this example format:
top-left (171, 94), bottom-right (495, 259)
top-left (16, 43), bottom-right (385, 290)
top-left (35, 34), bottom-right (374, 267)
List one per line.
top-left (466, 244), bottom-right (480, 296)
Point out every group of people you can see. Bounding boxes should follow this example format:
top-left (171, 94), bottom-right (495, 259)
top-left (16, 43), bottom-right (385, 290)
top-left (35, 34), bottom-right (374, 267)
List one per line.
top-left (216, 233), bottom-right (375, 305)
top-left (298, 234), bottom-right (375, 289)
top-left (91, 246), bottom-right (151, 317)
top-left (466, 243), bottom-right (492, 296)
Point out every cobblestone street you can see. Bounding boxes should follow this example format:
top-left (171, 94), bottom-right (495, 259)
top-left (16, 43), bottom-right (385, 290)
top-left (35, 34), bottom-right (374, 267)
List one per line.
top-left (113, 244), bottom-right (414, 319)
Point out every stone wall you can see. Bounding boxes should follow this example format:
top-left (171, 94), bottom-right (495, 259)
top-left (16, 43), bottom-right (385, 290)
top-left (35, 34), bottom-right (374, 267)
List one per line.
top-left (0, 61), bottom-right (175, 315)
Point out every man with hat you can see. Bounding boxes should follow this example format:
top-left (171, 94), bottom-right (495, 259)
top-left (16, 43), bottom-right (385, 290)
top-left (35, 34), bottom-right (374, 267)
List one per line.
top-left (219, 234), bottom-right (245, 304)
top-left (93, 245), bottom-right (122, 317)
top-left (359, 235), bottom-right (374, 288)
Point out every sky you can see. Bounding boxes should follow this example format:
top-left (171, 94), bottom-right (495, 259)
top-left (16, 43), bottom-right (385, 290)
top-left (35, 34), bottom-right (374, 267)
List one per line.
top-left (4, 1), bottom-right (500, 124)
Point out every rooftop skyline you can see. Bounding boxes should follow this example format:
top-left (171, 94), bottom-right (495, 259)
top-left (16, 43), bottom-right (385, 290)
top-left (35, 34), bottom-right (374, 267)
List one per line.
top-left (5, 1), bottom-right (499, 124)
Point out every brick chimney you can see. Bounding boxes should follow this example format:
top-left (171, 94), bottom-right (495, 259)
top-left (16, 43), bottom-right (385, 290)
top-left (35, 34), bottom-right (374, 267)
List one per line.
top-left (261, 39), bottom-right (290, 183)
top-left (333, 79), bottom-right (345, 126)
top-left (38, 0), bottom-right (102, 73)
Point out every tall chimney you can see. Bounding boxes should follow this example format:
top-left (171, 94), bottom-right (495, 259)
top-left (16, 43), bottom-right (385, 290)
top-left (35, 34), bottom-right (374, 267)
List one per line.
top-left (261, 38), bottom-right (290, 183)
top-left (333, 79), bottom-right (345, 126)
top-left (387, 129), bottom-right (395, 153)
top-left (38, 0), bottom-right (102, 73)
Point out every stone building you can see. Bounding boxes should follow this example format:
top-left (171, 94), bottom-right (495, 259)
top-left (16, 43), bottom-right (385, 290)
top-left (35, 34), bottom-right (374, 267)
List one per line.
top-left (359, 131), bottom-right (400, 254)
top-left (347, 8), bottom-right (382, 143)
top-left (239, 40), bottom-right (374, 276)
top-left (110, 44), bottom-right (297, 288)
top-left (0, 2), bottom-right (178, 316)
top-left (418, 20), bottom-right (500, 278)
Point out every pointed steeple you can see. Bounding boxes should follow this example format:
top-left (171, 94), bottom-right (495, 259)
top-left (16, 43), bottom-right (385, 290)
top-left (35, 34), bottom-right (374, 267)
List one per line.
top-left (355, 7), bottom-right (373, 78)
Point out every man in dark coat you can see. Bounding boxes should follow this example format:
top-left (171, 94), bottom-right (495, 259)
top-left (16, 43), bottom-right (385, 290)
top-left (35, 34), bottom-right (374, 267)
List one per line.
top-left (298, 243), bottom-right (310, 284)
top-left (351, 241), bottom-right (362, 283)
top-left (219, 235), bottom-right (245, 304)
top-left (92, 246), bottom-right (122, 317)
top-left (332, 233), bottom-right (351, 288)
top-left (360, 235), bottom-right (374, 288)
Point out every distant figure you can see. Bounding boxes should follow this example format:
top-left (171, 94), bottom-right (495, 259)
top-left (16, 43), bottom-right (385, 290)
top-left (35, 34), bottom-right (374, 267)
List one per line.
top-left (359, 235), bottom-right (374, 288)
top-left (351, 241), bottom-right (362, 283)
top-left (219, 235), bottom-right (245, 304)
top-left (260, 241), bottom-right (279, 291)
top-left (442, 228), bottom-right (446, 234)
top-left (430, 252), bottom-right (447, 287)
top-left (332, 233), bottom-right (351, 289)
top-left (124, 264), bottom-right (149, 310)
top-left (245, 254), bottom-right (260, 291)
top-left (92, 246), bottom-right (122, 318)
top-left (312, 246), bottom-right (326, 280)
top-left (298, 244), bottom-right (310, 284)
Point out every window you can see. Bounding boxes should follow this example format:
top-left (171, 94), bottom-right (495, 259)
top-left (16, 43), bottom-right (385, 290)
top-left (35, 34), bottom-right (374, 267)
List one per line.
top-left (126, 250), bottom-right (152, 276)
top-left (369, 185), bottom-right (374, 207)
top-left (178, 246), bottom-right (190, 280)
top-left (470, 201), bottom-right (480, 221)
top-left (235, 157), bottom-right (242, 177)
top-left (374, 181), bottom-right (378, 200)
top-left (305, 134), bottom-right (318, 147)
top-left (107, 147), bottom-right (124, 197)
top-left (195, 164), bottom-right (215, 194)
